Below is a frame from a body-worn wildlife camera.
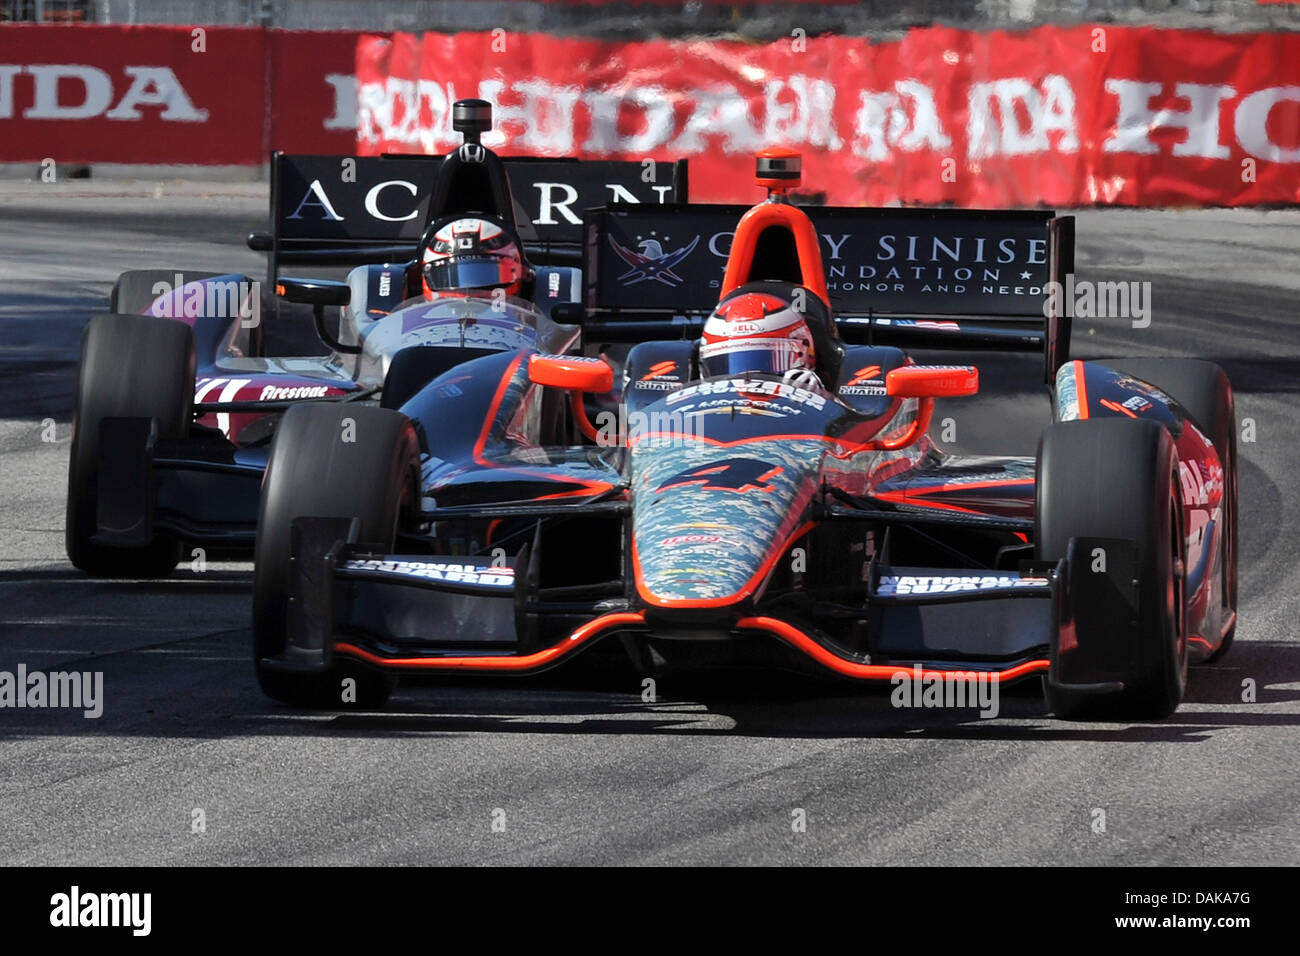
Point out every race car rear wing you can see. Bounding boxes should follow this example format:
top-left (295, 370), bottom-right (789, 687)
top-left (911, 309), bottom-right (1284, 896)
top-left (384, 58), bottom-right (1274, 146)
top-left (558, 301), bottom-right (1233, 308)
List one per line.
top-left (247, 151), bottom-right (689, 292)
top-left (579, 204), bottom-right (1074, 382)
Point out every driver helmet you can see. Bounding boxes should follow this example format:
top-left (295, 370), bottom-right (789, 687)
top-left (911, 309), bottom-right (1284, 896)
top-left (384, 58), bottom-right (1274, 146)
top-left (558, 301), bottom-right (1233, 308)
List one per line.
top-left (421, 216), bottom-right (526, 300)
top-left (699, 292), bottom-right (816, 378)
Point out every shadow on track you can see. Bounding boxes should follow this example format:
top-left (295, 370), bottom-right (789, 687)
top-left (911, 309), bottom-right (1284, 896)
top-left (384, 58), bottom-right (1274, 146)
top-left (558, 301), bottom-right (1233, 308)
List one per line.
top-left (2, 627), bottom-right (1296, 745)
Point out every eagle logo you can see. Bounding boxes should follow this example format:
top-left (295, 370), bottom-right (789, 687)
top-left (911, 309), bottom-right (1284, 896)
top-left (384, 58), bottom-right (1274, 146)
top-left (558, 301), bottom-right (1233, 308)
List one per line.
top-left (608, 233), bottom-right (700, 287)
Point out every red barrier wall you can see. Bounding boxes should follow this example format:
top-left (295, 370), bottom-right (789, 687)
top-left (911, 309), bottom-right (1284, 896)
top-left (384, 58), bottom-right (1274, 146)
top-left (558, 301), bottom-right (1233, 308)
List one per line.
top-left (357, 26), bottom-right (1300, 206)
top-left (4, 23), bottom-right (1299, 207)
top-left (0, 25), bottom-right (356, 164)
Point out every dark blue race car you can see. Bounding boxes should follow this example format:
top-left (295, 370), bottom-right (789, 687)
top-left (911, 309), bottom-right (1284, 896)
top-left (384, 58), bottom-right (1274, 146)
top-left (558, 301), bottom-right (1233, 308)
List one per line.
top-left (249, 149), bottom-right (1238, 721)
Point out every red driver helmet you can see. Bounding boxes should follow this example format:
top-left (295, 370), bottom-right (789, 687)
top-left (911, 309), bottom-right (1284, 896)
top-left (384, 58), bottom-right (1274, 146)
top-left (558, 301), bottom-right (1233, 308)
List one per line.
top-left (421, 216), bottom-right (525, 300)
top-left (699, 292), bottom-right (816, 378)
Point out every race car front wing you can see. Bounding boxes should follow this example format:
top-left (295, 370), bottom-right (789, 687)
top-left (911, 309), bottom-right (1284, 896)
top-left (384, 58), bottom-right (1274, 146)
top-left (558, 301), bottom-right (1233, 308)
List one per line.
top-left (265, 516), bottom-right (1141, 697)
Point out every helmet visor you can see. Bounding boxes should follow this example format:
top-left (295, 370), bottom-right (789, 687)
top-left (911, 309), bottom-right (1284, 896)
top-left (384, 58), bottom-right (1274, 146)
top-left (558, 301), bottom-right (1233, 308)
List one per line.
top-left (699, 339), bottom-right (803, 378)
top-left (425, 256), bottom-right (517, 291)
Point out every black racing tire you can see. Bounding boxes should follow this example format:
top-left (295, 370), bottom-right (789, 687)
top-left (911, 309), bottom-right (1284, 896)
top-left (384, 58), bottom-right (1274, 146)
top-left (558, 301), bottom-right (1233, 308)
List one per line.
top-left (1100, 359), bottom-right (1237, 661)
top-left (1036, 418), bottom-right (1186, 720)
top-left (66, 314), bottom-right (194, 577)
top-left (110, 269), bottom-right (224, 314)
top-left (252, 403), bottom-right (421, 708)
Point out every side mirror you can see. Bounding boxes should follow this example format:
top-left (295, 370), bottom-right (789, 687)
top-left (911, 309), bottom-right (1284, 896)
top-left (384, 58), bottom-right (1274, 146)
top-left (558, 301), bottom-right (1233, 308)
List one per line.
top-left (549, 302), bottom-right (586, 325)
top-left (885, 364), bottom-right (978, 398)
top-left (527, 354), bottom-right (613, 393)
top-left (276, 277), bottom-right (351, 307)
top-left (276, 277), bottom-right (359, 354)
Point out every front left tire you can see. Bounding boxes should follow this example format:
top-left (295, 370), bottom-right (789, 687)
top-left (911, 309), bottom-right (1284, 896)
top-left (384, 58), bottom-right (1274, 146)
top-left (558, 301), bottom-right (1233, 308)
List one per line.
top-left (1036, 418), bottom-right (1187, 720)
top-left (252, 402), bottom-right (421, 708)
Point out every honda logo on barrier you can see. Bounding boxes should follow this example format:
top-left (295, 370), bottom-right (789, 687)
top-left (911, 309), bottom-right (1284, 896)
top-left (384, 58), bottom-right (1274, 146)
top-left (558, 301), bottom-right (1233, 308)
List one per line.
top-left (0, 65), bottom-right (208, 120)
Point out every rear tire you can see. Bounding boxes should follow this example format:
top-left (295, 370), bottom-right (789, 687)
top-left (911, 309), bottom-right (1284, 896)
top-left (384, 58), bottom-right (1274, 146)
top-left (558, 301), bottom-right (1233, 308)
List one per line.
top-left (252, 403), bottom-right (420, 708)
top-left (66, 314), bottom-right (194, 577)
top-left (1036, 418), bottom-right (1186, 720)
top-left (1101, 359), bottom-right (1237, 660)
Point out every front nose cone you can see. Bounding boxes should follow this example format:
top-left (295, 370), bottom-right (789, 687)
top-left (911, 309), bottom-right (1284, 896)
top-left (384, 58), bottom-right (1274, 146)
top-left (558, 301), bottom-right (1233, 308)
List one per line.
top-left (630, 437), bottom-right (824, 610)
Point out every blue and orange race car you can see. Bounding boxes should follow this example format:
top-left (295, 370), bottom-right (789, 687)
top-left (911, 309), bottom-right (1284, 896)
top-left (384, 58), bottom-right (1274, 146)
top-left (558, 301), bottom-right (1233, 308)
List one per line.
top-left (246, 147), bottom-right (1238, 720)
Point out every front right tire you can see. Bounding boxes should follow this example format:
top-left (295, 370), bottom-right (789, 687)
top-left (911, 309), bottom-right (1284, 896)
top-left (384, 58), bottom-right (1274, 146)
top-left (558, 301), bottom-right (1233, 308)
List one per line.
top-left (66, 314), bottom-right (195, 576)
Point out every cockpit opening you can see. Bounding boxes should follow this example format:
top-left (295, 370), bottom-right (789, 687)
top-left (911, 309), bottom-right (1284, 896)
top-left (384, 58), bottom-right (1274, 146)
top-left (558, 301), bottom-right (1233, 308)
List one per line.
top-left (748, 225), bottom-right (803, 285)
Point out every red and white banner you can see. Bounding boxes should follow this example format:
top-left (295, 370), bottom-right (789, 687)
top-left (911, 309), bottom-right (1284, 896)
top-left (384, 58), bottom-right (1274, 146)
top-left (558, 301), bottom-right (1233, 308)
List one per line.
top-left (356, 26), bottom-right (1300, 207)
top-left (4, 23), bottom-right (1300, 208)
top-left (0, 25), bottom-right (357, 164)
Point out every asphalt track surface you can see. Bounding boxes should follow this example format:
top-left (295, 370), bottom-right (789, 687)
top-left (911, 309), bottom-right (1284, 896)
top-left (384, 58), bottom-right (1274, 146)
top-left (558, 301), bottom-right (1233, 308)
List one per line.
top-left (0, 181), bottom-right (1297, 866)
